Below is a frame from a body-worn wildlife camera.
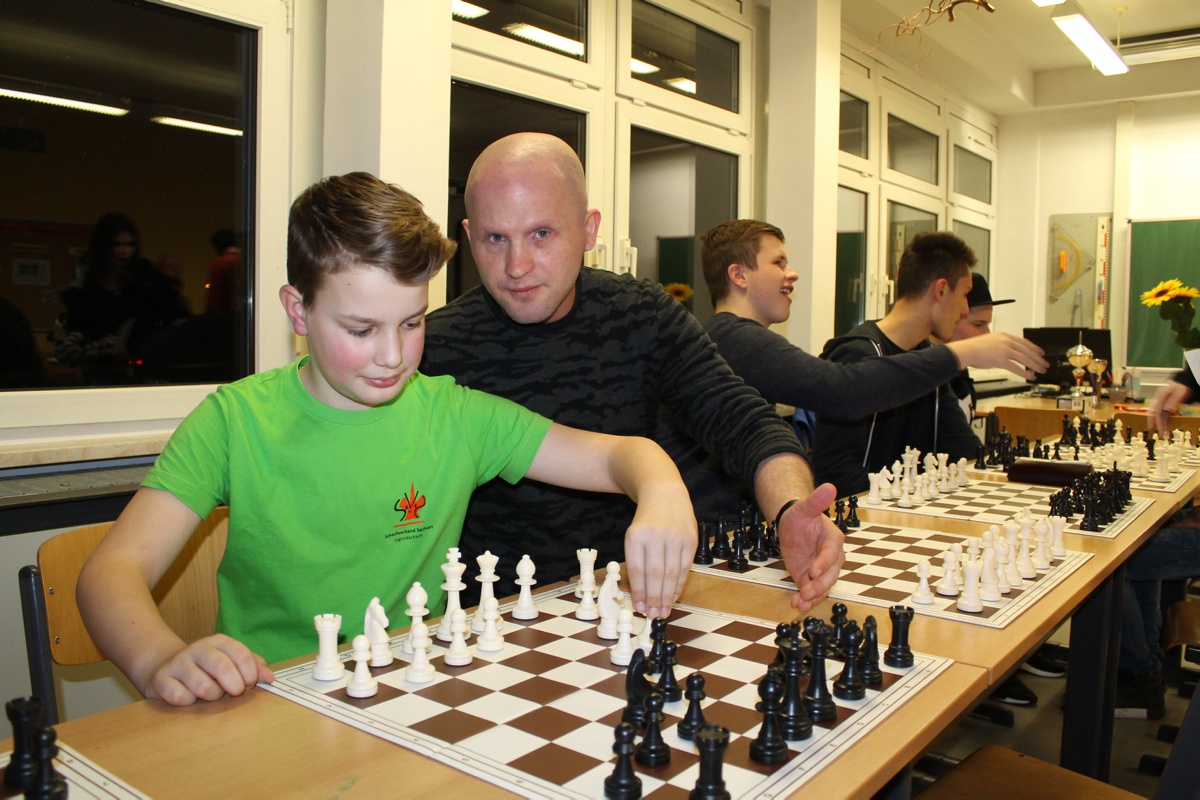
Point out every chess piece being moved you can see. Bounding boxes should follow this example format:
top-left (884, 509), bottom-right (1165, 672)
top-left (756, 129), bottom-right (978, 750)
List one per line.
top-left (596, 561), bottom-right (624, 639)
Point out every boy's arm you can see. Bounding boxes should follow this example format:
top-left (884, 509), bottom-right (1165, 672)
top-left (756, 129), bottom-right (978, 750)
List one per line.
top-left (524, 423), bottom-right (697, 620)
top-left (77, 488), bottom-right (273, 706)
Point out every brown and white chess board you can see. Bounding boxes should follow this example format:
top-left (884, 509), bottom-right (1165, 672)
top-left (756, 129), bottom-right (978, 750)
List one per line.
top-left (263, 584), bottom-right (951, 799)
top-left (0, 742), bottom-right (148, 799)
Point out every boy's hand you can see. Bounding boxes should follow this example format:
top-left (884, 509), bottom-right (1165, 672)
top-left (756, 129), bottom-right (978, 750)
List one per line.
top-left (142, 634), bottom-right (274, 706)
top-left (1151, 380), bottom-right (1193, 432)
top-left (623, 485), bottom-right (698, 619)
top-left (777, 483), bottom-right (846, 612)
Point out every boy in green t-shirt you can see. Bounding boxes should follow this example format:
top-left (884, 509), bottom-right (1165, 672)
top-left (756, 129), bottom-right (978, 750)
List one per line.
top-left (78, 172), bottom-right (697, 707)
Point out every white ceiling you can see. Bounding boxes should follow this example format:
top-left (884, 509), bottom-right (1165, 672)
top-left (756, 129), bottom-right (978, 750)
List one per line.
top-left (840, 0), bottom-right (1200, 114)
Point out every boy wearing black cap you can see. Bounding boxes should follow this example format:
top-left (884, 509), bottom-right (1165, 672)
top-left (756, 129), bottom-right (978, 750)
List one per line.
top-left (942, 272), bottom-right (1016, 422)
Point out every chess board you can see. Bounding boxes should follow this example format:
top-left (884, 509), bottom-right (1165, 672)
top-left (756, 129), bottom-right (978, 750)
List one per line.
top-left (690, 524), bottom-right (1092, 629)
top-left (0, 742), bottom-right (148, 799)
top-left (861, 480), bottom-right (1154, 539)
top-left (967, 461), bottom-right (1194, 494)
top-left (263, 584), bottom-right (951, 799)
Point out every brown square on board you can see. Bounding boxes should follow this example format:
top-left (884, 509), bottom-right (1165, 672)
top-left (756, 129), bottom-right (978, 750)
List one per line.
top-left (860, 525), bottom-right (896, 533)
top-left (853, 546), bottom-right (895, 558)
top-left (412, 676), bottom-right (492, 707)
top-left (908, 546), bottom-right (943, 557)
top-left (409, 708), bottom-right (493, 743)
top-left (591, 672), bottom-right (629, 700)
top-left (729, 641), bottom-right (779, 664)
top-left (507, 705), bottom-right (592, 740)
top-left (505, 675), bottom-right (580, 705)
top-left (704, 699), bottom-right (765, 736)
top-left (873, 557), bottom-right (916, 571)
top-left (327, 680), bottom-right (404, 708)
top-left (510, 742), bottom-right (602, 785)
top-left (838, 572), bottom-right (885, 587)
top-left (712, 620), bottom-right (771, 643)
top-left (498, 649), bottom-right (571, 675)
top-left (861, 586), bottom-right (912, 603)
top-left (694, 672), bottom-right (746, 701)
top-left (505, 626), bottom-right (560, 649)
top-left (668, 625), bottom-right (707, 646)
top-left (635, 744), bottom-right (697, 783)
top-left (676, 646), bottom-right (724, 672)
top-left (578, 648), bottom-right (629, 670)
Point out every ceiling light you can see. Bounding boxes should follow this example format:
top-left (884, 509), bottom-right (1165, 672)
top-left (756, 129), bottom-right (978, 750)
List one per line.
top-left (630, 58), bottom-right (660, 75)
top-left (0, 87), bottom-right (128, 116)
top-left (1119, 29), bottom-right (1200, 65)
top-left (664, 77), bottom-right (697, 95)
top-left (502, 23), bottom-right (584, 57)
top-left (452, 1), bottom-right (489, 20)
top-left (1031, 0), bottom-right (1066, 6)
top-left (151, 116), bottom-right (242, 136)
top-left (1052, 1), bottom-right (1128, 75)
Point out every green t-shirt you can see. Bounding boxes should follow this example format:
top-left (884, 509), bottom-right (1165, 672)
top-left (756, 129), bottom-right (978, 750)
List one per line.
top-left (144, 359), bottom-right (552, 663)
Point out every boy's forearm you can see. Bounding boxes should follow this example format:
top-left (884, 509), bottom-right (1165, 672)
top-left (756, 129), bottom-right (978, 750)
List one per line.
top-left (752, 452), bottom-right (818, 521)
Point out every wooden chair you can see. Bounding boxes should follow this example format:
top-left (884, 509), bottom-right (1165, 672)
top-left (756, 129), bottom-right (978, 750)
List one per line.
top-left (991, 405), bottom-right (1079, 443)
top-left (19, 507), bottom-right (228, 724)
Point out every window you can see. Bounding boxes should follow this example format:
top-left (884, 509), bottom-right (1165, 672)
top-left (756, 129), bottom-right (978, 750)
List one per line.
top-left (953, 144), bottom-right (992, 205)
top-left (887, 114), bottom-right (939, 187)
top-left (953, 217), bottom-right (992, 281)
top-left (836, 186), bottom-right (869, 334)
top-left (452, 0), bottom-right (588, 62)
top-left (839, 92), bottom-right (869, 160)
top-left (886, 195), bottom-right (939, 310)
top-left (630, 0), bottom-right (738, 113)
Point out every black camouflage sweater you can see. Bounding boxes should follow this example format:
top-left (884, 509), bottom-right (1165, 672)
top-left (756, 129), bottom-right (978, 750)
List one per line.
top-left (422, 267), bottom-right (805, 601)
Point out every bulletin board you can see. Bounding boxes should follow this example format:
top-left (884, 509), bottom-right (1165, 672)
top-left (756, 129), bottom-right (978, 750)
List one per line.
top-left (1126, 218), bottom-right (1200, 369)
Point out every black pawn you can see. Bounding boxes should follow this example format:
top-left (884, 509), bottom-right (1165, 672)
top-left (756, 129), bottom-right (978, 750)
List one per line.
top-left (28, 726), bottom-right (67, 800)
top-left (833, 499), bottom-right (846, 531)
top-left (691, 725), bottom-right (731, 800)
top-left (748, 520), bottom-right (768, 562)
top-left (634, 692), bottom-right (671, 767)
top-left (803, 621), bottom-right (838, 723)
top-left (858, 616), bottom-right (884, 688)
top-left (656, 641), bottom-right (683, 703)
top-left (846, 496), bottom-right (861, 528)
top-left (711, 519), bottom-right (732, 559)
top-left (750, 673), bottom-right (790, 765)
top-left (5, 696), bottom-right (42, 790)
top-left (829, 602), bottom-right (849, 654)
top-left (677, 672), bottom-right (707, 741)
top-left (694, 521), bottom-right (713, 565)
top-left (604, 722), bottom-right (642, 800)
top-left (884, 606), bottom-right (915, 669)
top-left (833, 624), bottom-right (867, 701)
top-left (647, 618), bottom-right (669, 671)
top-left (727, 525), bottom-right (749, 570)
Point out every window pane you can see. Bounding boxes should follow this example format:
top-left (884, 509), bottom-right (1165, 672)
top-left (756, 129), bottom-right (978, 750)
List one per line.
top-left (839, 92), bottom-right (868, 159)
top-left (630, 127), bottom-right (736, 322)
top-left (453, 0), bottom-right (588, 61)
top-left (886, 201), bottom-right (937, 310)
top-left (953, 219), bottom-right (991, 280)
top-left (887, 114), bottom-right (938, 185)
top-left (835, 187), bottom-right (868, 335)
top-left (448, 82), bottom-right (585, 300)
top-left (632, 0), bottom-right (738, 113)
top-left (954, 144), bottom-right (992, 204)
top-left (0, 0), bottom-right (254, 390)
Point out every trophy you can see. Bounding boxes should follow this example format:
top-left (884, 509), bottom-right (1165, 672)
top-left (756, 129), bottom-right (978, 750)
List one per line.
top-left (1066, 332), bottom-right (1093, 398)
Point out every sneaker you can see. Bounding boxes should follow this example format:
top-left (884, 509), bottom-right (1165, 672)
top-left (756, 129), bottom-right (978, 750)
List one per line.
top-left (1020, 648), bottom-right (1067, 678)
top-left (1115, 670), bottom-right (1166, 720)
top-left (991, 676), bottom-right (1038, 706)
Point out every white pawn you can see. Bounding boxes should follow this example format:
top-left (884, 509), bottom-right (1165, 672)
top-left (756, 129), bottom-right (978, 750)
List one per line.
top-left (597, 562), bottom-right (623, 639)
top-left (364, 597), bottom-right (394, 666)
top-left (637, 612), bottom-right (654, 654)
top-left (437, 547), bottom-right (467, 642)
top-left (576, 576), bottom-right (599, 620)
top-left (443, 608), bottom-right (473, 667)
top-left (897, 485), bottom-right (913, 508)
top-left (994, 538), bottom-right (1012, 594)
top-left (980, 549), bottom-right (1001, 602)
top-left (473, 551), bottom-right (502, 634)
top-left (1016, 532), bottom-right (1037, 580)
top-left (610, 605), bottom-right (637, 665)
top-left (346, 635), bottom-right (378, 698)
top-left (313, 613), bottom-right (345, 681)
top-left (404, 621), bottom-right (436, 684)
top-left (1032, 520), bottom-right (1051, 570)
top-left (575, 548), bottom-right (598, 599)
top-left (951, 543), bottom-right (964, 587)
top-left (957, 457), bottom-right (970, 486)
top-left (912, 560), bottom-right (935, 604)
top-left (402, 583), bottom-right (429, 657)
top-left (1049, 515), bottom-right (1067, 558)
top-left (513, 554), bottom-right (539, 620)
top-left (957, 558), bottom-right (983, 612)
top-left (476, 596), bottom-right (505, 652)
top-left (936, 551), bottom-right (960, 597)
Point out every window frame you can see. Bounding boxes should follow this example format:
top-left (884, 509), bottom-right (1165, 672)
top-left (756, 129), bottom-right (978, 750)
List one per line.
top-left (880, 182), bottom-right (945, 312)
top-left (836, 167), bottom-right (879, 325)
top-left (880, 94), bottom-right (945, 198)
top-left (948, 129), bottom-right (998, 216)
top-left (837, 53), bottom-right (877, 177)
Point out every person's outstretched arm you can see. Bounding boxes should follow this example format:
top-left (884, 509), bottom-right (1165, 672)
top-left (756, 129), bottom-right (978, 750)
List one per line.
top-left (77, 488), bottom-right (273, 705)
top-left (524, 423), bottom-right (697, 619)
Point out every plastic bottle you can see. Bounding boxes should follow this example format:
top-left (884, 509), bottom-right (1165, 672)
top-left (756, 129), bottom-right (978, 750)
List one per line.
top-left (1130, 367), bottom-right (1141, 399)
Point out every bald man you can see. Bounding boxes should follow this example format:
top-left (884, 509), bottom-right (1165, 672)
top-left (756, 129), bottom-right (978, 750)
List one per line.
top-left (422, 132), bottom-right (844, 617)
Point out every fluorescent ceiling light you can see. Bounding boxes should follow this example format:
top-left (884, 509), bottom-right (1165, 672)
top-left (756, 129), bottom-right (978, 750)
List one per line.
top-left (151, 116), bottom-right (243, 136)
top-left (664, 77), bottom-right (697, 95)
top-left (630, 58), bottom-right (659, 75)
top-left (1031, 0), bottom-right (1066, 6)
top-left (1053, 1), bottom-right (1128, 75)
top-left (502, 23), bottom-right (584, 57)
top-left (1120, 30), bottom-right (1200, 65)
top-left (452, 1), bottom-right (488, 20)
top-left (0, 87), bottom-right (128, 116)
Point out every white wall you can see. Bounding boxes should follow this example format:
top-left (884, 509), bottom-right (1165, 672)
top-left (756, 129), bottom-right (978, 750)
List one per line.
top-left (629, 147), bottom-right (696, 284)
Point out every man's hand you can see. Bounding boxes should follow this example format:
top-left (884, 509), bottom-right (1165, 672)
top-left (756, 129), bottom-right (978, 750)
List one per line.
top-left (946, 332), bottom-right (1048, 379)
top-left (141, 634), bottom-right (274, 706)
top-left (1151, 380), bottom-right (1193, 432)
top-left (623, 484), bottom-right (698, 619)
top-left (777, 483), bottom-right (845, 612)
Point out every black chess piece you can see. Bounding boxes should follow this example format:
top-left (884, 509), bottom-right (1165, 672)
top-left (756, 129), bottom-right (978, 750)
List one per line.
top-left (623, 650), bottom-right (652, 729)
top-left (833, 623), bottom-right (867, 701)
top-left (727, 524), bottom-right (749, 570)
top-left (677, 672), bottom-right (707, 741)
top-left (802, 621), bottom-right (837, 723)
top-left (694, 521), bottom-right (714, 565)
top-left (711, 519), bottom-right (732, 559)
top-left (833, 499), bottom-right (846, 531)
top-left (748, 519), bottom-right (768, 562)
top-left (634, 692), bottom-right (671, 767)
top-left (884, 605), bottom-right (915, 669)
top-left (5, 696), bottom-right (42, 790)
top-left (691, 724), bottom-right (731, 800)
top-left (829, 602), bottom-right (849, 653)
top-left (750, 672), bottom-right (789, 765)
top-left (846, 496), bottom-right (861, 528)
top-left (655, 641), bottom-right (683, 703)
top-left (858, 616), bottom-right (884, 688)
top-left (605, 722), bottom-right (643, 800)
top-left (28, 726), bottom-right (67, 800)
top-left (975, 444), bottom-right (987, 471)
top-left (647, 618), bottom-right (669, 671)
top-left (778, 631), bottom-right (814, 740)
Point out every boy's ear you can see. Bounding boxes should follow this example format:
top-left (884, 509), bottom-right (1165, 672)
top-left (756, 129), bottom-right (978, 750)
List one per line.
top-left (930, 277), bottom-right (950, 302)
top-left (279, 285), bottom-right (309, 336)
top-left (726, 262), bottom-right (749, 290)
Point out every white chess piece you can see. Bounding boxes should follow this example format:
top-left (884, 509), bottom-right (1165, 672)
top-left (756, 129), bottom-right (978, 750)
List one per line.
top-left (994, 538), bottom-right (1011, 594)
top-left (957, 457), bottom-right (970, 486)
top-left (957, 558), bottom-right (983, 612)
top-left (512, 554), bottom-right (539, 620)
top-left (346, 635), bottom-right (378, 698)
top-left (610, 605), bottom-right (637, 665)
top-left (473, 551), bottom-right (502, 634)
top-left (637, 612), bottom-right (654, 654)
top-left (912, 560), bottom-right (935, 604)
top-left (402, 583), bottom-right (429, 657)
top-left (575, 548), bottom-right (598, 599)
top-left (476, 596), bottom-right (505, 652)
top-left (437, 547), bottom-right (467, 642)
top-left (866, 472), bottom-right (882, 505)
top-left (597, 562), bottom-right (623, 639)
top-left (1032, 520), bottom-right (1051, 570)
top-left (313, 614), bottom-right (345, 681)
top-left (1016, 532), bottom-right (1036, 580)
top-left (897, 485), bottom-right (913, 508)
top-left (364, 597), bottom-right (394, 666)
top-left (404, 621), bottom-right (436, 684)
top-left (1049, 515), bottom-right (1067, 558)
top-left (980, 549), bottom-right (1001, 602)
top-left (443, 608), bottom-right (474, 667)
top-left (936, 552), bottom-right (960, 597)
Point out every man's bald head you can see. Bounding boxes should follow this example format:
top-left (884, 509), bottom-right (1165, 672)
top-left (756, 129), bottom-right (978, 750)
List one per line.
top-left (465, 133), bottom-right (588, 217)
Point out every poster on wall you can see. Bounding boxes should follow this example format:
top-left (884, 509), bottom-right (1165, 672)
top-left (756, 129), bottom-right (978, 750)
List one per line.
top-left (1045, 213), bottom-right (1111, 329)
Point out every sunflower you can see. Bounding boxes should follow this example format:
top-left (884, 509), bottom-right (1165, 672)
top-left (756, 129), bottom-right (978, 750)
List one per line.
top-left (1172, 285), bottom-right (1200, 299)
top-left (1142, 279), bottom-right (1184, 306)
top-left (663, 282), bottom-right (694, 302)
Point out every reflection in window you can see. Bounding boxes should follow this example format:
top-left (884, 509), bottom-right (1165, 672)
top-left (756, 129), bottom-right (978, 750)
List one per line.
top-left (629, 127), bottom-right (736, 323)
top-left (954, 220), bottom-right (991, 280)
top-left (886, 201), bottom-right (937, 310)
top-left (448, 81), bottom-right (585, 301)
top-left (453, 0), bottom-right (588, 61)
top-left (954, 144), bottom-right (992, 205)
top-left (632, 0), bottom-right (738, 113)
top-left (0, 0), bottom-right (254, 390)
top-left (887, 115), bottom-right (938, 185)
top-left (839, 92), bottom-right (868, 159)
top-left (835, 187), bottom-right (868, 335)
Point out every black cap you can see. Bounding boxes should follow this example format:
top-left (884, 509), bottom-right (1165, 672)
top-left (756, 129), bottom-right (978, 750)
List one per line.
top-left (967, 273), bottom-right (1014, 308)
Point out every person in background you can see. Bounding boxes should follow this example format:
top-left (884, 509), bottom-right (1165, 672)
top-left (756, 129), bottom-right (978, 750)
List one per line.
top-left (206, 228), bottom-right (241, 314)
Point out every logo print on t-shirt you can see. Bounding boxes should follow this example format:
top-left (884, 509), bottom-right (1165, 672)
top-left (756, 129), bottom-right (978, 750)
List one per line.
top-left (395, 483), bottom-right (426, 526)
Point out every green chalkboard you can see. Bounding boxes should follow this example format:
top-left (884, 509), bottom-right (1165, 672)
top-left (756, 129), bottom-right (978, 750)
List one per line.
top-left (1126, 219), bottom-right (1200, 368)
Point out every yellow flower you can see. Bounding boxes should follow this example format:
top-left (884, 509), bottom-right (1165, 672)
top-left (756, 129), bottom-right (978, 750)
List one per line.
top-left (1142, 279), bottom-right (1184, 306)
top-left (663, 282), bottom-right (694, 302)
top-left (1171, 285), bottom-right (1200, 299)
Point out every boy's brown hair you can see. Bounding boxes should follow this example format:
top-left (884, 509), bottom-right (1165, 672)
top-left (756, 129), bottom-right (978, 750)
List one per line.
top-left (287, 172), bottom-right (456, 304)
top-left (699, 219), bottom-right (785, 303)
top-left (895, 231), bottom-right (975, 300)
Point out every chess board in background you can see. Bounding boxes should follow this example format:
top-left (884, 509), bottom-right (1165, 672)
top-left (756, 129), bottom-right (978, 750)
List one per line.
top-left (862, 480), bottom-right (1153, 539)
top-left (263, 584), bottom-right (952, 800)
top-left (0, 742), bottom-right (148, 800)
top-left (967, 437), bottom-right (1198, 494)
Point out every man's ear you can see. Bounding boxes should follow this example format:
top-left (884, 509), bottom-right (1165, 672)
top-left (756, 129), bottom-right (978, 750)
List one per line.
top-left (462, 218), bottom-right (471, 239)
top-left (931, 277), bottom-right (951, 302)
top-left (279, 284), bottom-right (308, 336)
top-left (726, 262), bottom-right (749, 290)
